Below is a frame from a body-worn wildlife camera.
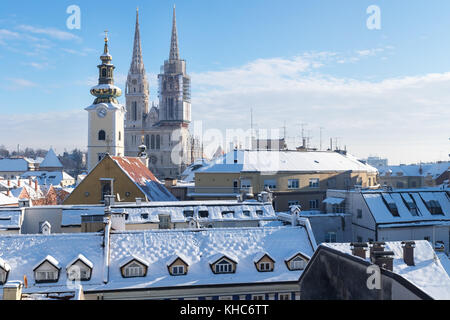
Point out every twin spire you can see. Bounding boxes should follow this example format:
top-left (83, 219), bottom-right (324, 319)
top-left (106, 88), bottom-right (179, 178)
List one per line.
top-left (129, 6), bottom-right (180, 75)
top-left (169, 5), bottom-right (180, 61)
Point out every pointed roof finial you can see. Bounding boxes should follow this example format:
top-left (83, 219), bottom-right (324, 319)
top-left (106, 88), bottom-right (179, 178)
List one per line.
top-left (129, 8), bottom-right (145, 74)
top-left (169, 5), bottom-right (180, 60)
top-left (103, 30), bottom-right (109, 54)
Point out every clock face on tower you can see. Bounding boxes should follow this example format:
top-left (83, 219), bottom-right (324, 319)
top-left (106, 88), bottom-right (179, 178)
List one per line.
top-left (97, 106), bottom-right (107, 118)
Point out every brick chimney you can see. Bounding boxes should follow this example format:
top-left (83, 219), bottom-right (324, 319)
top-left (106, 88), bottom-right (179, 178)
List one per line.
top-left (34, 180), bottom-right (38, 192)
top-left (7, 179), bottom-right (10, 187)
top-left (401, 241), bottom-right (415, 266)
top-left (17, 179), bottom-right (21, 187)
top-left (28, 177), bottom-right (32, 186)
top-left (369, 241), bottom-right (386, 257)
top-left (350, 242), bottom-right (368, 259)
top-left (371, 251), bottom-right (395, 271)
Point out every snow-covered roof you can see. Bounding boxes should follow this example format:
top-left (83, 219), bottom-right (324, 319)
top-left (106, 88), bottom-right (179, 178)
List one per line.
top-left (323, 241), bottom-right (450, 300)
top-left (0, 226), bottom-right (315, 294)
top-left (32, 255), bottom-right (61, 271)
top-left (101, 226), bottom-right (314, 291)
top-left (363, 190), bottom-right (450, 224)
top-left (0, 209), bottom-right (22, 230)
top-left (0, 257), bottom-right (11, 272)
top-left (323, 197), bottom-right (345, 205)
top-left (60, 201), bottom-right (276, 227)
top-left (378, 162), bottom-right (450, 179)
top-left (39, 149), bottom-right (63, 169)
top-left (66, 254), bottom-right (94, 269)
top-left (180, 159), bottom-right (210, 182)
top-left (111, 156), bottom-right (177, 202)
top-left (0, 192), bottom-right (19, 206)
top-left (0, 158), bottom-right (29, 172)
top-left (198, 150), bottom-right (378, 174)
top-left (120, 255), bottom-right (150, 268)
top-left (0, 233), bottom-right (104, 293)
top-left (20, 171), bottom-right (74, 186)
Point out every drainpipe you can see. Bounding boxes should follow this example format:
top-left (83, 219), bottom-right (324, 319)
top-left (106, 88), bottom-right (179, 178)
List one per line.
top-left (103, 218), bottom-right (111, 284)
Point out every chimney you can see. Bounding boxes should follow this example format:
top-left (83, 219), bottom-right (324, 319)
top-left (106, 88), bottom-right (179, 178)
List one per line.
top-left (6, 189), bottom-right (10, 197)
top-left (3, 281), bottom-right (23, 300)
top-left (369, 241), bottom-right (386, 257)
top-left (401, 241), bottom-right (415, 266)
top-left (135, 198), bottom-right (142, 206)
top-left (18, 179), bottom-right (21, 187)
top-left (350, 242), bottom-right (368, 259)
top-left (28, 177), bottom-right (32, 186)
top-left (7, 179), bottom-right (10, 187)
top-left (34, 180), bottom-right (38, 192)
top-left (371, 251), bottom-right (394, 271)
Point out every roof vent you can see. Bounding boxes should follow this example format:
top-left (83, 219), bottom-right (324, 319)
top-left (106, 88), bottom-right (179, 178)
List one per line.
top-left (401, 241), bottom-right (415, 266)
top-left (350, 242), bottom-right (368, 259)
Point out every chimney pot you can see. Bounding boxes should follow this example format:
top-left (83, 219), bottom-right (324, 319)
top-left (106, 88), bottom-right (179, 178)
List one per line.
top-left (350, 242), bottom-right (368, 259)
top-left (369, 241), bottom-right (386, 257)
top-left (401, 241), bottom-right (415, 266)
top-left (371, 251), bottom-right (395, 271)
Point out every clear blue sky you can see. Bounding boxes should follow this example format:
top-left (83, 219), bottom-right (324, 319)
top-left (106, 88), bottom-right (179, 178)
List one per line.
top-left (0, 0), bottom-right (449, 164)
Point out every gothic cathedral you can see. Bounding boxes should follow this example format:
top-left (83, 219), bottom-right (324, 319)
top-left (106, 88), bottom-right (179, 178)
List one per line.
top-left (124, 7), bottom-right (194, 179)
top-left (86, 32), bottom-right (126, 171)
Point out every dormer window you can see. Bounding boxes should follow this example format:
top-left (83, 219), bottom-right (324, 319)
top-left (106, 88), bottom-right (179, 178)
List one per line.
top-left (183, 210), bottom-right (194, 218)
top-left (215, 259), bottom-right (233, 273)
top-left (167, 255), bottom-right (190, 276)
top-left (199, 210), bottom-right (209, 218)
top-left (0, 258), bottom-right (11, 285)
top-left (254, 253), bottom-right (275, 272)
top-left (66, 254), bottom-right (93, 282)
top-left (120, 257), bottom-right (149, 278)
top-left (222, 211), bottom-right (235, 218)
top-left (210, 255), bottom-right (237, 274)
top-left (243, 210), bottom-right (251, 217)
top-left (33, 255), bottom-right (61, 283)
top-left (285, 253), bottom-right (309, 271)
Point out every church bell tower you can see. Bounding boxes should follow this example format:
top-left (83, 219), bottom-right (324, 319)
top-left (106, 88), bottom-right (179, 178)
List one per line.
top-left (85, 32), bottom-right (126, 171)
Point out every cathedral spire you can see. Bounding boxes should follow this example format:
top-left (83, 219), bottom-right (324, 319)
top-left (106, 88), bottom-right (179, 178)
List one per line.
top-left (169, 5), bottom-right (180, 61)
top-left (130, 7), bottom-right (145, 74)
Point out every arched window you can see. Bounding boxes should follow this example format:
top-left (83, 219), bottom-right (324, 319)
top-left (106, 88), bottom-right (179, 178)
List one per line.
top-left (98, 130), bottom-right (106, 141)
top-left (151, 135), bottom-right (155, 150)
top-left (156, 135), bottom-right (161, 150)
top-left (102, 68), bottom-right (107, 78)
top-left (118, 131), bottom-right (121, 141)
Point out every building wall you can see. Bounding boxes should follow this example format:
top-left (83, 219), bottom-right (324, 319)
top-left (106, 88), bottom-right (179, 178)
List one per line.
top-left (378, 226), bottom-right (450, 254)
top-left (304, 214), bottom-right (353, 244)
top-left (63, 157), bottom-right (146, 205)
top-left (299, 249), bottom-right (425, 300)
top-left (194, 170), bottom-right (377, 211)
top-left (21, 207), bottom-right (62, 234)
top-left (84, 282), bottom-right (300, 300)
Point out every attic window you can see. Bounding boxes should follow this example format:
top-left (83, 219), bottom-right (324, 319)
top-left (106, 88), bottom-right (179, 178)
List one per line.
top-left (426, 200), bottom-right (443, 215)
top-left (290, 256), bottom-right (307, 270)
top-left (222, 211), bottom-right (235, 218)
top-left (199, 210), bottom-right (209, 218)
top-left (214, 259), bottom-right (233, 274)
top-left (243, 210), bottom-right (251, 217)
top-left (171, 265), bottom-right (185, 275)
top-left (33, 256), bottom-right (61, 283)
top-left (183, 210), bottom-right (194, 218)
top-left (141, 213), bottom-right (149, 219)
top-left (381, 193), bottom-right (399, 217)
top-left (67, 255), bottom-right (93, 282)
top-left (401, 193), bottom-right (419, 216)
top-left (122, 261), bottom-right (147, 278)
top-left (259, 262), bottom-right (272, 271)
top-left (256, 210), bottom-right (263, 216)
